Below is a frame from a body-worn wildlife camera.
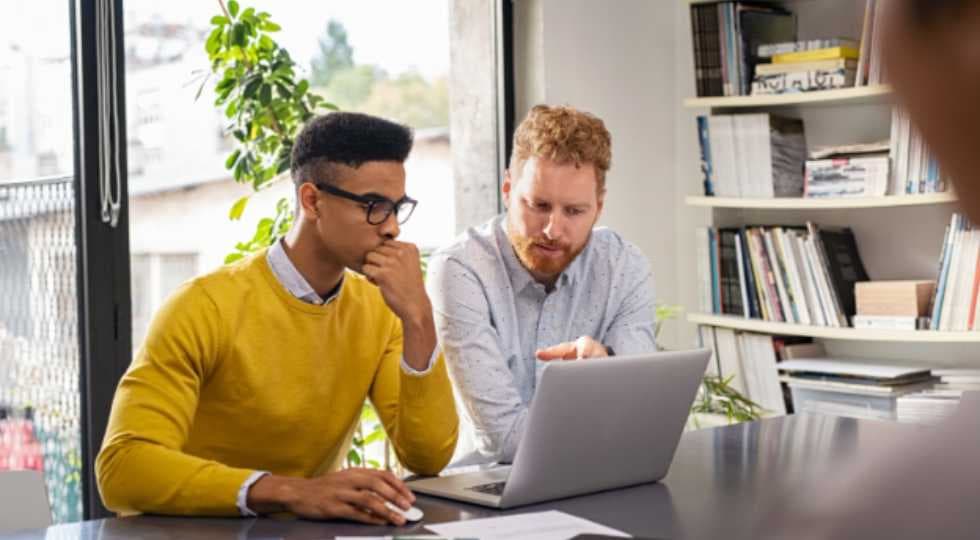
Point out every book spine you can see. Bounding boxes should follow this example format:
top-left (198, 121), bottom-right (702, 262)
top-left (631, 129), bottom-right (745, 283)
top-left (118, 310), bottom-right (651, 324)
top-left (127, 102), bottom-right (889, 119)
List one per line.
top-left (735, 233), bottom-right (751, 318)
top-left (739, 228), bottom-right (762, 319)
top-left (691, 5), bottom-right (704, 97)
top-left (778, 229), bottom-right (812, 326)
top-left (748, 228), bottom-right (778, 321)
top-left (931, 214), bottom-right (959, 329)
top-left (807, 222), bottom-right (847, 327)
top-left (855, 0), bottom-right (875, 87)
top-left (752, 69), bottom-right (855, 95)
top-left (772, 46), bottom-right (860, 64)
top-left (709, 228), bottom-right (721, 313)
top-left (696, 116), bottom-right (714, 196)
top-left (968, 246), bottom-right (980, 330)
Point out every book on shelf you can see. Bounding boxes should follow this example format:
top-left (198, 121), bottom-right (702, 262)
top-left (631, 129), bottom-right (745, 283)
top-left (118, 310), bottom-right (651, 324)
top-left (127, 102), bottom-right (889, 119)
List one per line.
top-left (771, 45), bottom-right (859, 65)
top-left (865, 0), bottom-right (888, 86)
top-left (804, 154), bottom-right (889, 198)
top-left (890, 108), bottom-right (948, 195)
top-left (696, 113), bottom-right (806, 198)
top-left (696, 223), bottom-right (869, 328)
top-left (755, 58), bottom-right (856, 76)
top-left (751, 68), bottom-right (856, 95)
top-left (779, 358), bottom-right (933, 386)
top-left (689, 1), bottom-right (796, 97)
top-left (780, 357), bottom-right (936, 422)
top-left (757, 38), bottom-right (858, 58)
top-left (929, 214), bottom-right (980, 331)
top-left (855, 0), bottom-right (875, 86)
top-left (896, 369), bottom-right (974, 424)
top-left (932, 369), bottom-right (980, 385)
top-left (851, 315), bottom-right (926, 331)
top-left (855, 280), bottom-right (936, 317)
top-left (697, 326), bottom-right (809, 415)
top-left (896, 391), bottom-right (962, 424)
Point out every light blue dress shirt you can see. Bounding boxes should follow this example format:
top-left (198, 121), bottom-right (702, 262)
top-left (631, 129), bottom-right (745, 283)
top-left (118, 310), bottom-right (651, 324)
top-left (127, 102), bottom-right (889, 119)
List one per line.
top-left (427, 215), bottom-right (657, 463)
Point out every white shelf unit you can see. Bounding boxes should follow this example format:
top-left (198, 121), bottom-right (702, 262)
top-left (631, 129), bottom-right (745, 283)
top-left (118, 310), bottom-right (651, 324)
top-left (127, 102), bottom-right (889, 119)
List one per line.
top-left (682, 0), bottom-right (971, 363)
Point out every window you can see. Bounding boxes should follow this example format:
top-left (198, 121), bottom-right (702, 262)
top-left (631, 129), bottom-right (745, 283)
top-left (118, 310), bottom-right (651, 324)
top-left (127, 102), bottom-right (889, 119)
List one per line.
top-left (124, 0), bottom-right (457, 351)
top-left (0, 1), bottom-right (82, 523)
top-left (130, 253), bottom-right (199, 347)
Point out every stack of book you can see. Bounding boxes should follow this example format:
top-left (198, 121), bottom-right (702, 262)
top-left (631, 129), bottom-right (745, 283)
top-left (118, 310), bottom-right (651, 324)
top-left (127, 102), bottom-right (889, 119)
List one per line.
top-left (696, 223), bottom-right (869, 328)
top-left (804, 142), bottom-right (890, 198)
top-left (779, 357), bottom-right (936, 421)
top-left (890, 108), bottom-right (949, 194)
top-left (695, 113), bottom-right (806, 197)
top-left (698, 327), bottom-right (811, 415)
top-left (929, 214), bottom-right (980, 331)
top-left (853, 280), bottom-right (935, 330)
top-left (690, 1), bottom-right (795, 97)
top-left (751, 38), bottom-right (859, 95)
top-left (897, 369), bottom-right (978, 424)
top-left (897, 390), bottom-right (963, 425)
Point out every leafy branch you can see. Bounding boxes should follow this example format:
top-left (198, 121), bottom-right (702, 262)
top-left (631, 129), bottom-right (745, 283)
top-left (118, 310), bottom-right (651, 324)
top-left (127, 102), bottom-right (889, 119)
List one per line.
top-left (204, 0), bottom-right (337, 263)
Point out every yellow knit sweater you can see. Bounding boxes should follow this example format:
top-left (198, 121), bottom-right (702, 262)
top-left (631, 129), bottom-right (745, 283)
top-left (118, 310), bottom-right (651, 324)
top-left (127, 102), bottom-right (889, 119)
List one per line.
top-left (96, 249), bottom-right (458, 516)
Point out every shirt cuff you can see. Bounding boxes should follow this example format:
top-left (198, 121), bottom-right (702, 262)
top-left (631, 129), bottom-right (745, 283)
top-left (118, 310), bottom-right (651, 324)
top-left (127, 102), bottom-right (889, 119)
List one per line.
top-left (237, 470), bottom-right (270, 517)
top-left (400, 346), bottom-right (440, 377)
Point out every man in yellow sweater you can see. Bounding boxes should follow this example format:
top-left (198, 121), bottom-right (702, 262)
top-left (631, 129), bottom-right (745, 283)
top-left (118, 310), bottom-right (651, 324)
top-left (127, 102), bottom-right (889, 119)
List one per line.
top-left (96, 112), bottom-right (458, 526)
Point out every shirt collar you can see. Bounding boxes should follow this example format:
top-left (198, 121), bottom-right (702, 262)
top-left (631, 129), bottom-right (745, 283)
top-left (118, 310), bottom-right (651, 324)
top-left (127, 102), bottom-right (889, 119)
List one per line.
top-left (494, 214), bottom-right (585, 294)
top-left (266, 239), bottom-right (342, 306)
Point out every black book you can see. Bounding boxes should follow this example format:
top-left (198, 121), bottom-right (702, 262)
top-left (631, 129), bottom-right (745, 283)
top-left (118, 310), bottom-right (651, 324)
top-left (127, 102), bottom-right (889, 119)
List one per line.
top-left (718, 229), bottom-right (745, 316)
top-left (736, 4), bottom-right (796, 95)
top-left (691, 3), bottom-right (705, 96)
top-left (810, 224), bottom-right (870, 321)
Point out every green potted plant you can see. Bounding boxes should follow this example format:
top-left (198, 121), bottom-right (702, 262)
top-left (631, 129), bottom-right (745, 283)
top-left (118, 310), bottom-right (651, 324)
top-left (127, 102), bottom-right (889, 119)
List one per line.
top-left (654, 305), bottom-right (764, 429)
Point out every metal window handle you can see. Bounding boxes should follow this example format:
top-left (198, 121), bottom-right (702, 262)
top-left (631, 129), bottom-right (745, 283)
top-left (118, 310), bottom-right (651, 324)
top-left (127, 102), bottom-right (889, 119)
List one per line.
top-left (96, 0), bottom-right (122, 228)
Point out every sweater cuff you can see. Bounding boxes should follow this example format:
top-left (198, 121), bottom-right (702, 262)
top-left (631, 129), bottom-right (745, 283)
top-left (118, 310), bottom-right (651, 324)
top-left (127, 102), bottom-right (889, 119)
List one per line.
top-left (237, 471), bottom-right (269, 516)
top-left (400, 345), bottom-right (440, 377)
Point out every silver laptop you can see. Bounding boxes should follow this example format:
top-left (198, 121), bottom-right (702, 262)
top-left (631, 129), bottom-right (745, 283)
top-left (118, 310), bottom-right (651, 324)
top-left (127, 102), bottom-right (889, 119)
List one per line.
top-left (408, 348), bottom-right (710, 508)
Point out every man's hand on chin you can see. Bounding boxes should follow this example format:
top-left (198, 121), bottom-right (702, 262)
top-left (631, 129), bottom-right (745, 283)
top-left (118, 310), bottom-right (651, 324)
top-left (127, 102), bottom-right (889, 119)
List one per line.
top-left (362, 239), bottom-right (437, 371)
top-left (536, 336), bottom-right (610, 361)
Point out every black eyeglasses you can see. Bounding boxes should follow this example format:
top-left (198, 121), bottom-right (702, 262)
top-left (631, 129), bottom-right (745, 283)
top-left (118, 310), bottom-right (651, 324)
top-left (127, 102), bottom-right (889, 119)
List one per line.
top-left (314, 182), bottom-right (418, 225)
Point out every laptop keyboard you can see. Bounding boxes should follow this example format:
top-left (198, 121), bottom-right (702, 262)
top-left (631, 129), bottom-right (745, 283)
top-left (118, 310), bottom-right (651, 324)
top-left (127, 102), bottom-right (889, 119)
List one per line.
top-left (466, 481), bottom-right (507, 496)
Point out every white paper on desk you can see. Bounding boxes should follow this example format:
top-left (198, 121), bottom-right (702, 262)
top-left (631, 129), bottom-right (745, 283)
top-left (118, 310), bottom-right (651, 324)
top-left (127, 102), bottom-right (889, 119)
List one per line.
top-left (426, 510), bottom-right (630, 540)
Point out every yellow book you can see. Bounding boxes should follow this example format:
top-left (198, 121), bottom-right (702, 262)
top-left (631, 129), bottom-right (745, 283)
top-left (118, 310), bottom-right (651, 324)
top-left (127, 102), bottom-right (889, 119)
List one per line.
top-left (772, 46), bottom-right (860, 64)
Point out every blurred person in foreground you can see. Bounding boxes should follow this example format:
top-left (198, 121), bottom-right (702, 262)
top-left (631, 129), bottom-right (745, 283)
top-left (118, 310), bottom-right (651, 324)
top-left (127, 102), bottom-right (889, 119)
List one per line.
top-left (766, 1), bottom-right (980, 539)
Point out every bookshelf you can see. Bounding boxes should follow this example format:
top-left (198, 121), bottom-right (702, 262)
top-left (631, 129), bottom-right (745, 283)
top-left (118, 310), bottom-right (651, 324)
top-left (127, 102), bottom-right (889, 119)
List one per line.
top-left (683, 85), bottom-right (892, 110)
top-left (686, 193), bottom-right (957, 210)
top-left (688, 313), bottom-right (980, 344)
top-left (682, 0), bottom-right (971, 363)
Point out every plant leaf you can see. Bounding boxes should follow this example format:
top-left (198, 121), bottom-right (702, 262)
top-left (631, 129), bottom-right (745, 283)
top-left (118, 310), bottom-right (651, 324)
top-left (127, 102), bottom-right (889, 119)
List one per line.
top-left (229, 195), bottom-right (249, 220)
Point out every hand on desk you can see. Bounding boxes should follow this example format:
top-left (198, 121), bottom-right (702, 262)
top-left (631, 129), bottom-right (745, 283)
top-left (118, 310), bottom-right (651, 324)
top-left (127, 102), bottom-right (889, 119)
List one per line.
top-left (536, 336), bottom-right (609, 361)
top-left (246, 468), bottom-right (416, 526)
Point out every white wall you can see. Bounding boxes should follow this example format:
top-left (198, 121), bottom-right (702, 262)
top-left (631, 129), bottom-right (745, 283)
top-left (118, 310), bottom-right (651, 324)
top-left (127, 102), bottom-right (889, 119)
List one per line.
top-left (514, 0), bottom-right (684, 348)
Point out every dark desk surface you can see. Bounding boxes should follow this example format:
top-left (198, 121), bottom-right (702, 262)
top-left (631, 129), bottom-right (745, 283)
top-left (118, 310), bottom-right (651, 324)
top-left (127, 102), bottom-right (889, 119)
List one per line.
top-left (3, 414), bottom-right (922, 539)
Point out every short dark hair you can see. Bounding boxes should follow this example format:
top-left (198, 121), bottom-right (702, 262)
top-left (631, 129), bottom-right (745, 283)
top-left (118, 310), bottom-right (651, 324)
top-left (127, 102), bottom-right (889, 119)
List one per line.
top-left (290, 112), bottom-right (414, 187)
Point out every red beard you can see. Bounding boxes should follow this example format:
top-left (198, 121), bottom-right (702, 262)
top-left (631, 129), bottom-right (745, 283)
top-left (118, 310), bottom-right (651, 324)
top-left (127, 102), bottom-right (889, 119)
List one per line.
top-left (509, 232), bottom-right (585, 279)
